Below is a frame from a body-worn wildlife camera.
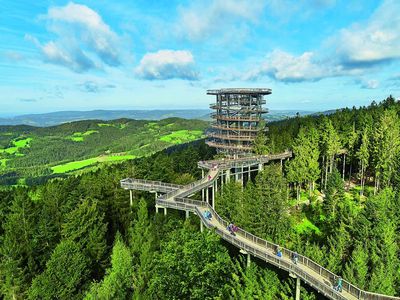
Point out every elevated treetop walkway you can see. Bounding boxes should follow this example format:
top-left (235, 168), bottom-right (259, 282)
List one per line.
top-left (121, 152), bottom-right (399, 300)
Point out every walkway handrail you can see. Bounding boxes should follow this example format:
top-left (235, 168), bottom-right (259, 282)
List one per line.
top-left (198, 151), bottom-right (292, 169)
top-left (121, 178), bottom-right (183, 189)
top-left (159, 169), bottom-right (219, 200)
top-left (123, 150), bottom-right (399, 300)
top-left (167, 197), bottom-right (400, 300)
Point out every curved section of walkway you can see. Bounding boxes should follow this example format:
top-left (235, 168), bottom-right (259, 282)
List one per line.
top-left (121, 153), bottom-right (399, 300)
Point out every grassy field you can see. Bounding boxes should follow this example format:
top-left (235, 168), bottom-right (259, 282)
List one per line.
top-left (51, 154), bottom-right (136, 173)
top-left (0, 137), bottom-right (32, 155)
top-left (67, 130), bottom-right (99, 142)
top-left (159, 130), bottom-right (204, 144)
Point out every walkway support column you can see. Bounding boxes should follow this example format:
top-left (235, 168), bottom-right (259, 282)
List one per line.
top-left (155, 205), bottom-right (159, 214)
top-left (200, 221), bottom-right (204, 232)
top-left (247, 253), bottom-right (251, 268)
top-left (295, 277), bottom-right (300, 300)
top-left (226, 169), bottom-right (230, 183)
top-left (211, 182), bottom-right (215, 209)
top-left (129, 190), bottom-right (133, 207)
top-left (206, 187), bottom-right (209, 204)
top-left (186, 210), bottom-right (190, 219)
top-left (164, 207), bottom-right (167, 216)
top-left (258, 163), bottom-right (263, 171)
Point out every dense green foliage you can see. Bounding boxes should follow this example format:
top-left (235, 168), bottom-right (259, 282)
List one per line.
top-left (0, 118), bottom-right (207, 185)
top-left (0, 142), bottom-right (317, 299)
top-left (216, 96), bottom-right (400, 296)
top-left (1, 96), bottom-right (400, 298)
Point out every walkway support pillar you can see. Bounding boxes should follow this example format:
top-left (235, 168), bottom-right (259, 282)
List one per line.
top-left (186, 210), bottom-right (190, 219)
top-left (200, 221), bottom-right (204, 232)
top-left (241, 166), bottom-right (244, 186)
top-left (212, 183), bottom-right (215, 209)
top-left (258, 163), bottom-right (263, 171)
top-left (155, 205), bottom-right (159, 214)
top-left (226, 169), bottom-right (230, 183)
top-left (247, 253), bottom-right (251, 268)
top-left (206, 187), bottom-right (209, 204)
top-left (129, 190), bottom-right (133, 207)
top-left (295, 276), bottom-right (300, 300)
top-left (164, 207), bottom-right (167, 216)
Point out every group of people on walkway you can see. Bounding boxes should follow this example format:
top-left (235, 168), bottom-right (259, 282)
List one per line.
top-left (227, 223), bottom-right (239, 236)
top-left (222, 222), bottom-right (344, 294)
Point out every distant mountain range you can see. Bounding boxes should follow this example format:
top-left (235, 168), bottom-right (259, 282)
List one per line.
top-left (0, 109), bottom-right (316, 127)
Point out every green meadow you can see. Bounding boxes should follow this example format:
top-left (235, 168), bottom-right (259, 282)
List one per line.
top-left (159, 130), bottom-right (204, 144)
top-left (51, 154), bottom-right (136, 173)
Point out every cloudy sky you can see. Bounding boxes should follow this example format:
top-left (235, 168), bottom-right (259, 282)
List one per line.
top-left (1, 0), bottom-right (400, 115)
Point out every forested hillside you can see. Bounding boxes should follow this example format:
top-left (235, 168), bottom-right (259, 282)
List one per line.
top-left (0, 118), bottom-right (207, 186)
top-left (0, 96), bottom-right (399, 299)
top-left (0, 143), bottom-right (318, 299)
top-left (218, 95), bottom-right (400, 296)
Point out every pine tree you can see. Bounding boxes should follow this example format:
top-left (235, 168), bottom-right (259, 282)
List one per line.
top-left (246, 165), bottom-right (291, 244)
top-left (0, 189), bottom-right (39, 298)
top-left (253, 131), bottom-right (270, 155)
top-left (130, 199), bottom-right (155, 297)
top-left (323, 169), bottom-right (345, 224)
top-left (372, 109), bottom-right (400, 193)
top-left (61, 198), bottom-right (108, 280)
top-left (228, 260), bottom-right (281, 299)
top-left (357, 127), bottom-right (370, 196)
top-left (326, 222), bottom-right (350, 274)
top-left (215, 181), bottom-right (243, 222)
top-left (85, 234), bottom-right (134, 300)
top-left (343, 243), bottom-right (369, 289)
top-left (28, 240), bottom-right (90, 300)
top-left (320, 118), bottom-right (341, 190)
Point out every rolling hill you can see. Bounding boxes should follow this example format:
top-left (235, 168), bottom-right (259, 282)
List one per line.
top-left (0, 117), bottom-right (208, 186)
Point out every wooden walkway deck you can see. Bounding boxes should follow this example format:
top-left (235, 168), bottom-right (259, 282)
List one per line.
top-left (121, 153), bottom-right (399, 300)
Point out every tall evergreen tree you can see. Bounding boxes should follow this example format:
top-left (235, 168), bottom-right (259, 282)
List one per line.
top-left (241, 165), bottom-right (291, 244)
top-left (85, 234), bottom-right (134, 300)
top-left (320, 118), bottom-right (341, 190)
top-left (372, 109), bottom-right (400, 193)
top-left (61, 198), bottom-right (108, 280)
top-left (28, 240), bottom-right (90, 300)
top-left (0, 189), bottom-right (39, 298)
top-left (357, 127), bottom-right (370, 196)
top-left (323, 169), bottom-right (345, 225)
top-left (343, 243), bottom-right (369, 289)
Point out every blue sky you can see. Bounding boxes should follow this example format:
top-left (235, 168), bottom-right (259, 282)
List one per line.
top-left (1, 0), bottom-right (400, 115)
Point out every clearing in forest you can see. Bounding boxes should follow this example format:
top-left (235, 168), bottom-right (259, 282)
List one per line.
top-left (51, 154), bottom-right (136, 173)
top-left (159, 130), bottom-right (204, 144)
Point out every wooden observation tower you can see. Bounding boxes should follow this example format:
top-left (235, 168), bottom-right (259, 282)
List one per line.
top-left (206, 88), bottom-right (270, 157)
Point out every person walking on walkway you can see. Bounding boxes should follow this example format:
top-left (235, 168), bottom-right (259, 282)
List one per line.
top-left (334, 276), bottom-right (343, 292)
top-left (276, 247), bottom-right (282, 258)
top-left (292, 252), bottom-right (298, 264)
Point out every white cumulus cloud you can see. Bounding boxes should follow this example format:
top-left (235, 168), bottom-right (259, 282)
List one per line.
top-left (246, 50), bottom-right (333, 82)
top-left (244, 0), bottom-right (400, 83)
top-left (335, 0), bottom-right (400, 68)
top-left (135, 50), bottom-right (198, 80)
top-left (29, 2), bottom-right (121, 72)
top-left (176, 0), bottom-right (265, 41)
